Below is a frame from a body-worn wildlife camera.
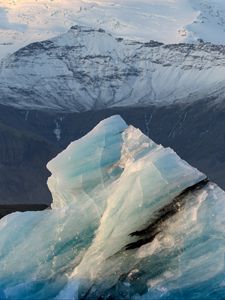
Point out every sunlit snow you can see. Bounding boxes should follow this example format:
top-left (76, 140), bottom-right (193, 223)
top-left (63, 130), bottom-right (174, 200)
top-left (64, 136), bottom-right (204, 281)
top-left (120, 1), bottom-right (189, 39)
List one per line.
top-left (1, 0), bottom-right (225, 59)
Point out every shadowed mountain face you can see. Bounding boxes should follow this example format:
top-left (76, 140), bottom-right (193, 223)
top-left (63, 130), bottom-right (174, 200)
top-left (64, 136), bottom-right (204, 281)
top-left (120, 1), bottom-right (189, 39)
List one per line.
top-left (0, 98), bottom-right (224, 207)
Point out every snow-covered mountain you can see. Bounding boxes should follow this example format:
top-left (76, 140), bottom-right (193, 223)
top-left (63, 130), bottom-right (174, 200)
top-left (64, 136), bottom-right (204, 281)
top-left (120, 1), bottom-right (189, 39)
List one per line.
top-left (0, 25), bottom-right (225, 111)
top-left (1, 0), bottom-right (225, 60)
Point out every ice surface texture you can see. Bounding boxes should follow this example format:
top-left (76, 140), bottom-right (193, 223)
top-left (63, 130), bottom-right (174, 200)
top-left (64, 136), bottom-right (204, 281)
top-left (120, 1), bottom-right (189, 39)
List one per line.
top-left (0, 116), bottom-right (224, 300)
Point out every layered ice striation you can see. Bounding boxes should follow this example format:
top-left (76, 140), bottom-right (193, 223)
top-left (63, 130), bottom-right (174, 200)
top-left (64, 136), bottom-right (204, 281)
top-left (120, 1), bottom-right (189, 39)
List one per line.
top-left (0, 116), bottom-right (225, 300)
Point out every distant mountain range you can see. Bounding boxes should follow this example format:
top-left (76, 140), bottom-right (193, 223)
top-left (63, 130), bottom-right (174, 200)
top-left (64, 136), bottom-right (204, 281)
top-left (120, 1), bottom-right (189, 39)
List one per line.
top-left (1, 25), bottom-right (225, 111)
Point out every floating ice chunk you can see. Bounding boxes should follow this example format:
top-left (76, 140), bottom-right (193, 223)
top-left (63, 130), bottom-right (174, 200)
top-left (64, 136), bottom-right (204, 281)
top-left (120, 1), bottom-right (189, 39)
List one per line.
top-left (0, 116), bottom-right (224, 300)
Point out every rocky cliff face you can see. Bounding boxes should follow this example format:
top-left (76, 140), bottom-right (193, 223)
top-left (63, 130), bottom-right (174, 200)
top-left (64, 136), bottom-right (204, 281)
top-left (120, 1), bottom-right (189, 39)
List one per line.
top-left (1, 26), bottom-right (225, 112)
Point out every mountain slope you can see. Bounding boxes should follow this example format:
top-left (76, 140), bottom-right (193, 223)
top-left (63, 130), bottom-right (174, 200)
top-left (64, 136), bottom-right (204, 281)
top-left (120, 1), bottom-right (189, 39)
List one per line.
top-left (1, 25), bottom-right (225, 111)
top-left (1, 0), bottom-right (225, 60)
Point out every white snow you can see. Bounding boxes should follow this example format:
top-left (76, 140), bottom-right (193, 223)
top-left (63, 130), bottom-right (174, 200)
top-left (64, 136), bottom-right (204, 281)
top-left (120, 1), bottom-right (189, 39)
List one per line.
top-left (1, 0), bottom-right (225, 60)
top-left (1, 26), bottom-right (225, 111)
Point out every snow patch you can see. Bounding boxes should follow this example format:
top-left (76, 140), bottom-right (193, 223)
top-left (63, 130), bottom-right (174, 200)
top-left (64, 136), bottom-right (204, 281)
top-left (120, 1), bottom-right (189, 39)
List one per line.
top-left (1, 1), bottom-right (225, 59)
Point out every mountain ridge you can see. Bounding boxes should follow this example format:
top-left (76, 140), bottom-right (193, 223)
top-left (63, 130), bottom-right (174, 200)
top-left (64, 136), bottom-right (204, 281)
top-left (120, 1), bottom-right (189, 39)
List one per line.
top-left (1, 25), bottom-right (225, 111)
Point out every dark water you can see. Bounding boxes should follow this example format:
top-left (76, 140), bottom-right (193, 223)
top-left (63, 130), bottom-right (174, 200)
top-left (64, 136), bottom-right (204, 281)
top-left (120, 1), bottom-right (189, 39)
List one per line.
top-left (0, 204), bottom-right (49, 219)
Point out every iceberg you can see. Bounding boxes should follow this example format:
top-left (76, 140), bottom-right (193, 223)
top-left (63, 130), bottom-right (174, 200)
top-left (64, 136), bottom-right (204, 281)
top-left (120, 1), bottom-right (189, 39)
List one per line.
top-left (0, 115), bottom-right (224, 300)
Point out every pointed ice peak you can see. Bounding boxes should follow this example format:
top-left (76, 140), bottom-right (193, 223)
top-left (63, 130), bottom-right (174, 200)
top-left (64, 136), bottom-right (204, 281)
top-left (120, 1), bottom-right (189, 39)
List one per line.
top-left (47, 116), bottom-right (205, 210)
top-left (47, 115), bottom-right (128, 209)
top-left (92, 115), bottom-right (127, 133)
top-left (119, 125), bottom-right (160, 168)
